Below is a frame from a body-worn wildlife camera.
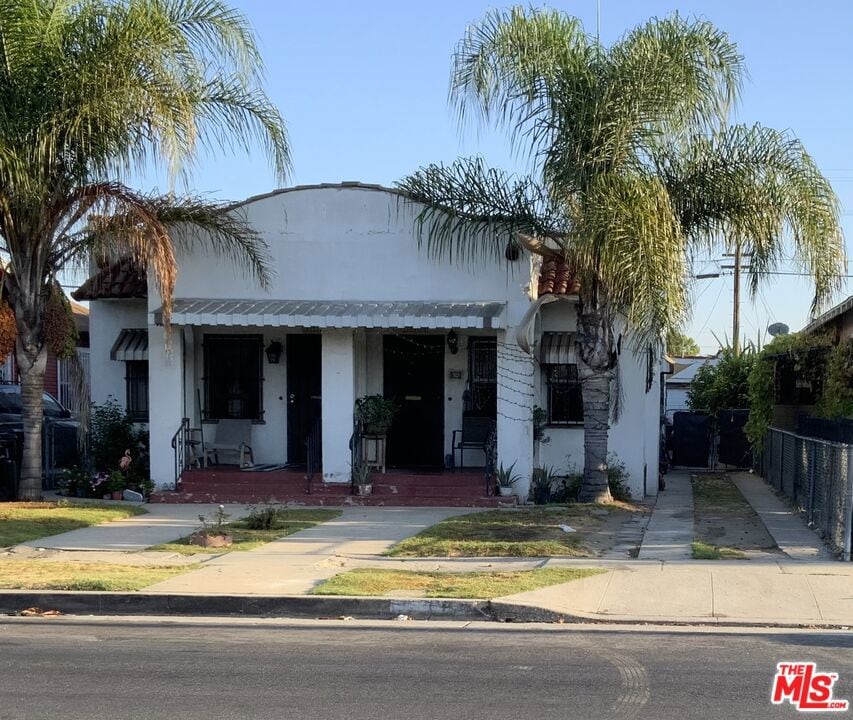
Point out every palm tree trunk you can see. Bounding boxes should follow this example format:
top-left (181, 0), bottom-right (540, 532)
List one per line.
top-left (15, 336), bottom-right (47, 501)
top-left (576, 305), bottom-right (614, 504)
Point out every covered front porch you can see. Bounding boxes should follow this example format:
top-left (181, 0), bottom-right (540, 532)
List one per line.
top-left (149, 298), bottom-right (536, 500)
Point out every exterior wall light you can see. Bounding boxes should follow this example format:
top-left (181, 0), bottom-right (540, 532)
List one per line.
top-left (265, 340), bottom-right (283, 364)
top-left (446, 330), bottom-right (459, 355)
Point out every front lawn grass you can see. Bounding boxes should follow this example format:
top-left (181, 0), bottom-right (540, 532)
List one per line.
top-left (311, 567), bottom-right (605, 599)
top-left (691, 541), bottom-right (747, 560)
top-left (0, 560), bottom-right (195, 591)
top-left (150, 508), bottom-right (341, 555)
top-left (0, 502), bottom-right (146, 547)
top-left (386, 506), bottom-right (632, 557)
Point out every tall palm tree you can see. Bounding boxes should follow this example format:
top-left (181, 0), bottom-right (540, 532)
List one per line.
top-left (0, 0), bottom-right (289, 500)
top-left (398, 8), bottom-right (843, 502)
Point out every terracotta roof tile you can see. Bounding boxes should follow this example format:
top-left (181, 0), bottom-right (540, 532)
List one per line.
top-left (72, 260), bottom-right (147, 301)
top-left (537, 256), bottom-right (580, 296)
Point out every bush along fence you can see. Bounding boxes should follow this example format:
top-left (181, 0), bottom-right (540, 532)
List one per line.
top-left (756, 427), bottom-right (853, 561)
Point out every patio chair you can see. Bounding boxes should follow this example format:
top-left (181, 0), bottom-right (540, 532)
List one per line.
top-left (452, 415), bottom-right (495, 470)
top-left (203, 419), bottom-right (254, 468)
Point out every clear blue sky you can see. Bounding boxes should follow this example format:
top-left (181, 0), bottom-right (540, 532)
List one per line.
top-left (141, 1), bottom-right (853, 353)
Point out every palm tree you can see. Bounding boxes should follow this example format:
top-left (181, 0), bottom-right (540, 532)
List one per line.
top-left (397, 8), bottom-right (843, 502)
top-left (0, 0), bottom-right (289, 500)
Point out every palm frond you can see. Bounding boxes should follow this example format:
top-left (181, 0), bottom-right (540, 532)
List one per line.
top-left (396, 157), bottom-right (564, 265)
top-left (659, 124), bottom-right (845, 312)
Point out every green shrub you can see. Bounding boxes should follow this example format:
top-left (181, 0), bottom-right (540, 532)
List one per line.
top-left (244, 506), bottom-right (281, 530)
top-left (557, 453), bottom-right (631, 502)
top-left (89, 398), bottom-right (149, 484)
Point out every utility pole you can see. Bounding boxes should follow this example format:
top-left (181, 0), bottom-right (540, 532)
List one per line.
top-left (732, 244), bottom-right (741, 355)
top-left (720, 247), bottom-right (751, 355)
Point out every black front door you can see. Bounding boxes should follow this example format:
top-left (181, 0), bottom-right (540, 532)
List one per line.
top-left (383, 335), bottom-right (444, 469)
top-left (286, 334), bottom-right (321, 465)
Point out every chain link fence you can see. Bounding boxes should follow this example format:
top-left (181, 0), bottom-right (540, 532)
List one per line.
top-left (758, 428), bottom-right (853, 560)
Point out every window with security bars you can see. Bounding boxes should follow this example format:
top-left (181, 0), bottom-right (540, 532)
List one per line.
top-left (203, 335), bottom-right (264, 421)
top-left (546, 364), bottom-right (583, 424)
top-left (125, 360), bottom-right (149, 422)
top-left (467, 337), bottom-right (496, 416)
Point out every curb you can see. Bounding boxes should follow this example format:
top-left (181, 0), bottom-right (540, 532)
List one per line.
top-left (0, 592), bottom-right (850, 628)
top-left (0, 592), bottom-right (492, 621)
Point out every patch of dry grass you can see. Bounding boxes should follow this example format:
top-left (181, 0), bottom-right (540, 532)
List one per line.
top-left (0, 559), bottom-right (194, 591)
top-left (311, 567), bottom-right (605, 599)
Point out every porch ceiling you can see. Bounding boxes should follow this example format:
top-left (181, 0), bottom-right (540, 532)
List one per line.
top-left (153, 298), bottom-right (506, 329)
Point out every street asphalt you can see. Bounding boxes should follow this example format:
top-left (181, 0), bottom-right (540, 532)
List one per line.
top-left (0, 618), bottom-right (850, 719)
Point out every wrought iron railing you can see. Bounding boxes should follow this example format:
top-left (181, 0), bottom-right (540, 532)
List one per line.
top-left (306, 418), bottom-right (322, 489)
top-left (349, 418), bottom-right (363, 494)
top-left (170, 418), bottom-right (192, 490)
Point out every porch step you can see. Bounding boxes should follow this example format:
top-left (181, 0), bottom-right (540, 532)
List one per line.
top-left (149, 490), bottom-right (511, 508)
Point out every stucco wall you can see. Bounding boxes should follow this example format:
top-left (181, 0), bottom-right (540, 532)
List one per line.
top-left (535, 302), bottom-right (658, 498)
top-left (163, 186), bottom-right (530, 308)
top-left (88, 299), bottom-right (147, 409)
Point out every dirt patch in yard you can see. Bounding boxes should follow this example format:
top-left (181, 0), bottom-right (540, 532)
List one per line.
top-left (692, 474), bottom-right (781, 559)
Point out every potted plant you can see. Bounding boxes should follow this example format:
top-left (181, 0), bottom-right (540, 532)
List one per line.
top-left (107, 470), bottom-right (126, 500)
top-left (353, 463), bottom-right (373, 496)
top-left (495, 462), bottom-right (521, 497)
top-left (189, 505), bottom-right (233, 548)
top-left (354, 395), bottom-right (397, 435)
top-left (531, 466), bottom-right (557, 505)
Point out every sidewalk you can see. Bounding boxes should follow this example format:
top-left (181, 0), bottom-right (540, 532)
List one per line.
top-left (4, 474), bottom-right (851, 626)
top-left (20, 503), bottom-right (252, 552)
top-left (144, 506), bottom-right (475, 595)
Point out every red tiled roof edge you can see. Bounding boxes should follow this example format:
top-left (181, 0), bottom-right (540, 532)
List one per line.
top-left (537, 256), bottom-right (580, 296)
top-left (72, 260), bottom-right (147, 301)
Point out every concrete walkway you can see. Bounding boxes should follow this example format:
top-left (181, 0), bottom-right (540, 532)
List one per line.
top-left (145, 506), bottom-right (475, 595)
top-left (500, 559), bottom-right (853, 625)
top-left (730, 472), bottom-right (833, 560)
top-left (637, 471), bottom-right (693, 560)
top-left (20, 504), bottom-right (251, 552)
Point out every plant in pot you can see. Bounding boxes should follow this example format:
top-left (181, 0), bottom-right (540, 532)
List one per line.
top-left (353, 462), bottom-right (373, 496)
top-left (530, 465), bottom-right (557, 505)
top-left (189, 505), bottom-right (233, 548)
top-left (106, 471), bottom-right (126, 500)
top-left (354, 395), bottom-right (397, 435)
top-left (495, 462), bottom-right (521, 497)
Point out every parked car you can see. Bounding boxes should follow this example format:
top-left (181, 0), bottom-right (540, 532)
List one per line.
top-left (0, 384), bottom-right (81, 487)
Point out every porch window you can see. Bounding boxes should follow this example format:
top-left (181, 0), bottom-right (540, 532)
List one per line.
top-left (546, 364), bottom-right (583, 424)
top-left (203, 335), bottom-right (264, 421)
top-left (125, 360), bottom-right (149, 422)
top-left (467, 337), bottom-right (496, 415)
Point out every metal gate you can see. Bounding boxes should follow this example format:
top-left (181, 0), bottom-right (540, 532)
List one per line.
top-left (718, 409), bottom-right (751, 468)
top-left (672, 411), bottom-right (712, 468)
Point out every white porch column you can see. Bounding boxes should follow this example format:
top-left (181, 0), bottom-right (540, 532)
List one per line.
top-left (148, 324), bottom-right (185, 490)
top-left (322, 329), bottom-right (356, 483)
top-left (496, 330), bottom-right (535, 500)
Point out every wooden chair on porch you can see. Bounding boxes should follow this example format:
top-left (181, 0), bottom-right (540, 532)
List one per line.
top-left (203, 419), bottom-right (255, 468)
top-left (452, 415), bottom-right (495, 470)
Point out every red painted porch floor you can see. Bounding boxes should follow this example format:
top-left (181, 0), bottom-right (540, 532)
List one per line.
top-left (150, 466), bottom-right (510, 507)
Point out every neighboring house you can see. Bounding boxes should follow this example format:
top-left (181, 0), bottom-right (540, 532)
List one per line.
top-left (0, 300), bottom-right (90, 416)
top-left (74, 183), bottom-right (661, 498)
top-left (664, 355), bottom-right (720, 420)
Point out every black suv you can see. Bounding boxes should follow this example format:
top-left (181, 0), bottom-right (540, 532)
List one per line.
top-left (0, 384), bottom-right (81, 487)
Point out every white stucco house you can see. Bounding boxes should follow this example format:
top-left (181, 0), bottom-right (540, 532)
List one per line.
top-left (75, 183), bottom-right (661, 501)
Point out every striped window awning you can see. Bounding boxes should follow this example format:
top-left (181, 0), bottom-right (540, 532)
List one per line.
top-left (540, 332), bottom-right (576, 365)
top-left (111, 329), bottom-right (148, 361)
